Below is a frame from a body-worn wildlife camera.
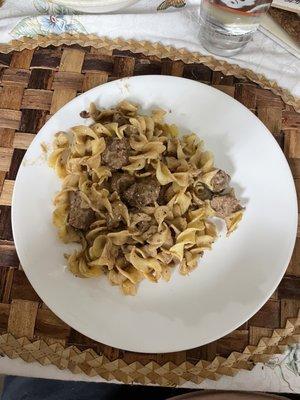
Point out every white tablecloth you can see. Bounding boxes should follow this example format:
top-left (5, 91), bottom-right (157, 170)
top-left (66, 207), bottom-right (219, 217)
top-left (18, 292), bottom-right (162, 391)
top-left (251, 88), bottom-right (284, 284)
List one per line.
top-left (0, 0), bottom-right (299, 98)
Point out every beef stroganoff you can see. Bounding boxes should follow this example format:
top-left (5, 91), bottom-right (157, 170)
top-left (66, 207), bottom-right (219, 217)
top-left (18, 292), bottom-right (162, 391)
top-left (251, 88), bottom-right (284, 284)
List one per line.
top-left (49, 101), bottom-right (244, 295)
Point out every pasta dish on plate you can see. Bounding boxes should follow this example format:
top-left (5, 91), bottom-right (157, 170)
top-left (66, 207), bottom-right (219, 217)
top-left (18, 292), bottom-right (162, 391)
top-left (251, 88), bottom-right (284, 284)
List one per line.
top-left (49, 101), bottom-right (244, 295)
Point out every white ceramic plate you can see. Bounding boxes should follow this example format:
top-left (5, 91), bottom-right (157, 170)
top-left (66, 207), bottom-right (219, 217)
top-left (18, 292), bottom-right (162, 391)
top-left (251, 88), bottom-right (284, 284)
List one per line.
top-left (12, 76), bottom-right (297, 353)
top-left (53, 0), bottom-right (139, 13)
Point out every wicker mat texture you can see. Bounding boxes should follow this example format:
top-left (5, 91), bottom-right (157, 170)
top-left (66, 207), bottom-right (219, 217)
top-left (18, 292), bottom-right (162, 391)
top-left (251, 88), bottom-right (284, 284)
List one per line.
top-left (0, 44), bottom-right (299, 386)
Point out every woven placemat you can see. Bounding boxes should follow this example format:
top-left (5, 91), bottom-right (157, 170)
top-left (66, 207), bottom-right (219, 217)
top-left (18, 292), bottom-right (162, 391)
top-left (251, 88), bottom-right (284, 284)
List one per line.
top-left (0, 35), bottom-right (299, 112)
top-left (0, 44), bottom-right (299, 386)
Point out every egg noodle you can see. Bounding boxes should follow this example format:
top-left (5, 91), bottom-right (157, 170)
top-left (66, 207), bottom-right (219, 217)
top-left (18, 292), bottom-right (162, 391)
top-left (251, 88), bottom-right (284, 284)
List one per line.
top-left (49, 101), bottom-right (243, 295)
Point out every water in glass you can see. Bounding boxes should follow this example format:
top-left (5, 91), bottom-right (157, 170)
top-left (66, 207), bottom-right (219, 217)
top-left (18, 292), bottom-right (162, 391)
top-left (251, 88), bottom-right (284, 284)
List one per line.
top-left (199, 0), bottom-right (272, 56)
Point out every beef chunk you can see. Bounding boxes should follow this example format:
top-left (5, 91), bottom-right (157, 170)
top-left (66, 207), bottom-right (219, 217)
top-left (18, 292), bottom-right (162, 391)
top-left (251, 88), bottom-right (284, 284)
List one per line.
top-left (112, 112), bottom-right (128, 126)
top-left (210, 194), bottom-right (241, 218)
top-left (211, 170), bottom-right (230, 192)
top-left (102, 137), bottom-right (130, 170)
top-left (195, 184), bottom-right (212, 201)
top-left (123, 178), bottom-right (161, 208)
top-left (157, 183), bottom-right (172, 205)
top-left (111, 172), bottom-right (135, 195)
top-left (68, 191), bottom-right (95, 230)
top-left (80, 110), bottom-right (90, 119)
top-left (124, 125), bottom-right (137, 136)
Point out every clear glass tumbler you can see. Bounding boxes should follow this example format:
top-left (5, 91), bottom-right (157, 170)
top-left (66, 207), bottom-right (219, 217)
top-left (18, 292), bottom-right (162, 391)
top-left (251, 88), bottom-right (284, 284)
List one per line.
top-left (199, 0), bottom-right (272, 56)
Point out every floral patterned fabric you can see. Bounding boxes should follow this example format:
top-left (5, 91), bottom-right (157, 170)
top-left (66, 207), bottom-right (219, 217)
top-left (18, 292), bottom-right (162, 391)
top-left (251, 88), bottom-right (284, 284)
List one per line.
top-left (0, 0), bottom-right (299, 97)
top-left (9, 0), bottom-right (86, 37)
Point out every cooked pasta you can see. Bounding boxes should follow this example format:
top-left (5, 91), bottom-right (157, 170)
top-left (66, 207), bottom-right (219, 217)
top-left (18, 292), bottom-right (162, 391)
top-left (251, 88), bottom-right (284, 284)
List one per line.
top-left (49, 101), bottom-right (244, 295)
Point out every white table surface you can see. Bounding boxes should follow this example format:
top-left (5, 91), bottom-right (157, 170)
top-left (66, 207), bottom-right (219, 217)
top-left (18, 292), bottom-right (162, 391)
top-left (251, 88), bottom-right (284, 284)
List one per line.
top-left (0, 345), bottom-right (299, 392)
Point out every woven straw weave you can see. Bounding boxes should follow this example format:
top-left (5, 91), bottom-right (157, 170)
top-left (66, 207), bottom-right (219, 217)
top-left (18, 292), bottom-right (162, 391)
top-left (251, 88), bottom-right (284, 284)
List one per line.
top-left (0, 44), bottom-right (299, 386)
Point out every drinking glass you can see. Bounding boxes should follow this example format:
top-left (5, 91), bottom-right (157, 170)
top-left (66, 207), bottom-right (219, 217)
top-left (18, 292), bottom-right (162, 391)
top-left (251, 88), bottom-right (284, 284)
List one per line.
top-left (199, 0), bottom-right (272, 56)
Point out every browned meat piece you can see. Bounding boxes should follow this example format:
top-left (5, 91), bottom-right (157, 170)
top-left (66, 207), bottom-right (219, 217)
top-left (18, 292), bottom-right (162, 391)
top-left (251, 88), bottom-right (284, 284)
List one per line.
top-left (157, 183), bottom-right (172, 205)
top-left (68, 191), bottom-right (95, 230)
top-left (124, 125), bottom-right (138, 136)
top-left (210, 194), bottom-right (241, 218)
top-left (195, 184), bottom-right (212, 201)
top-left (112, 112), bottom-right (128, 126)
top-left (106, 201), bottom-right (125, 230)
top-left (110, 172), bottom-right (135, 194)
top-left (211, 170), bottom-right (230, 192)
top-left (102, 137), bottom-right (130, 170)
top-left (79, 110), bottom-right (90, 119)
top-left (123, 178), bottom-right (161, 208)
